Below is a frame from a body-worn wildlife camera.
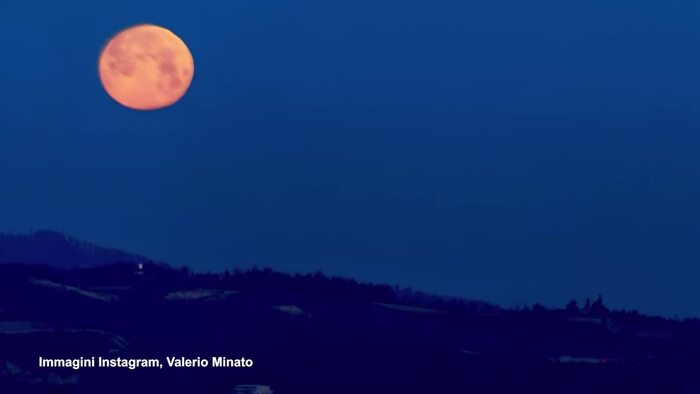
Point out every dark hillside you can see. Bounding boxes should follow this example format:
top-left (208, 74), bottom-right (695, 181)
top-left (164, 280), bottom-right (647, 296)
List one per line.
top-left (0, 262), bottom-right (698, 393)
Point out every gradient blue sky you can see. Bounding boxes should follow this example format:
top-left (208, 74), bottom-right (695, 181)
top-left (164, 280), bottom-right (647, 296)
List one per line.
top-left (1, 0), bottom-right (700, 316)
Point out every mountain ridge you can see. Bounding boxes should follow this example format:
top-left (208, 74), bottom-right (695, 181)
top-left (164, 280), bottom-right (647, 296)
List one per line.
top-left (0, 261), bottom-right (698, 393)
top-left (0, 230), bottom-right (150, 268)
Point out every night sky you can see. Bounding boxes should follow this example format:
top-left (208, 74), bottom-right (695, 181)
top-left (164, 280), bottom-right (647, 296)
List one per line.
top-left (2, 0), bottom-right (700, 316)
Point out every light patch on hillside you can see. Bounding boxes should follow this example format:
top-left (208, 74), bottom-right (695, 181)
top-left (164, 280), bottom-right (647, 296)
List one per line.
top-left (374, 303), bottom-right (444, 314)
top-left (273, 305), bottom-right (305, 316)
top-left (30, 279), bottom-right (118, 302)
top-left (64, 329), bottom-right (129, 353)
top-left (165, 289), bottom-right (237, 302)
top-left (234, 384), bottom-right (274, 394)
top-left (0, 321), bottom-right (50, 334)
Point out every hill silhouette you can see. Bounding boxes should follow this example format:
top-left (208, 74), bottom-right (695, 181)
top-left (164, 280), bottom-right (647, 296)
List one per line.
top-left (0, 233), bottom-right (698, 393)
top-left (0, 231), bottom-right (150, 268)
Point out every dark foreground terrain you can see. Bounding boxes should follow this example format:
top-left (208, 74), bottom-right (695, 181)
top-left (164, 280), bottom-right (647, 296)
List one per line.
top-left (0, 262), bottom-right (698, 394)
top-left (0, 234), bottom-right (698, 393)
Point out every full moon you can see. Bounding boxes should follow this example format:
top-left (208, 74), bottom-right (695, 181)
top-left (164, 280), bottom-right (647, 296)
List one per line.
top-left (99, 24), bottom-right (194, 110)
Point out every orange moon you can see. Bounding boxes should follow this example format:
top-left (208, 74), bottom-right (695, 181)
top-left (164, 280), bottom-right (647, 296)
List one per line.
top-left (98, 24), bottom-right (194, 110)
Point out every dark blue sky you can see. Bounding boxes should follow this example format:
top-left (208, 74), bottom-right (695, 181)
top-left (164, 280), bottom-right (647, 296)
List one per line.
top-left (2, 0), bottom-right (700, 316)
